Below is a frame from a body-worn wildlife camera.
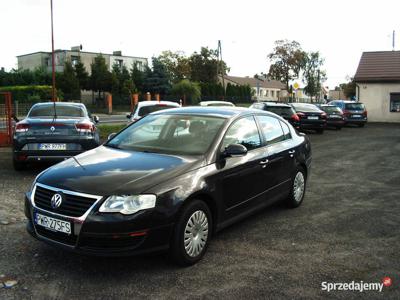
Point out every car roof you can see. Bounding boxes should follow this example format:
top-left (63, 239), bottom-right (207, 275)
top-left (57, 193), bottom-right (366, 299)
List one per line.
top-left (331, 100), bottom-right (364, 104)
top-left (33, 102), bottom-right (85, 107)
top-left (152, 106), bottom-right (264, 119)
top-left (137, 100), bottom-right (180, 107)
top-left (199, 101), bottom-right (234, 105)
top-left (258, 102), bottom-right (292, 108)
top-left (319, 104), bottom-right (337, 107)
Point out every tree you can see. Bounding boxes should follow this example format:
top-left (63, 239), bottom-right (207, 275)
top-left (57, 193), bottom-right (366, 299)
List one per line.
top-left (144, 57), bottom-right (171, 96)
top-left (157, 51), bottom-right (191, 83)
top-left (189, 47), bottom-right (229, 84)
top-left (74, 61), bottom-right (89, 91)
top-left (57, 62), bottom-right (80, 100)
top-left (302, 51), bottom-right (326, 101)
top-left (339, 77), bottom-right (356, 99)
top-left (131, 64), bottom-right (145, 93)
top-left (89, 55), bottom-right (112, 100)
top-left (267, 40), bottom-right (306, 90)
top-left (171, 79), bottom-right (201, 104)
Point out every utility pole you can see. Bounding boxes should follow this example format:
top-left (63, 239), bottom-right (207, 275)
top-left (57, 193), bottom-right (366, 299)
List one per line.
top-left (50, 0), bottom-right (56, 102)
top-left (393, 30), bottom-right (396, 51)
top-left (217, 40), bottom-right (225, 98)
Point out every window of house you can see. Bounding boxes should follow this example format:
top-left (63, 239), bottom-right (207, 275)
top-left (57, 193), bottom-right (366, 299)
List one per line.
top-left (116, 59), bottom-right (123, 68)
top-left (266, 90), bottom-right (269, 97)
top-left (390, 93), bottom-right (400, 112)
top-left (135, 61), bottom-right (143, 71)
top-left (71, 56), bottom-right (79, 66)
top-left (271, 91), bottom-right (275, 98)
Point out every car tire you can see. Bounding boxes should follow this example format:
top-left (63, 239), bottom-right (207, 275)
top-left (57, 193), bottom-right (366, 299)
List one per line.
top-left (13, 157), bottom-right (26, 171)
top-left (286, 167), bottom-right (307, 208)
top-left (358, 124), bottom-right (365, 127)
top-left (169, 200), bottom-right (212, 266)
top-left (336, 126), bottom-right (342, 130)
top-left (316, 129), bottom-right (324, 134)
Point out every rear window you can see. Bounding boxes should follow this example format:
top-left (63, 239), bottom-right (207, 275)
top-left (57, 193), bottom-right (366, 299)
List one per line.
top-left (28, 104), bottom-right (85, 117)
top-left (291, 103), bottom-right (321, 112)
top-left (321, 106), bottom-right (342, 113)
top-left (138, 105), bottom-right (177, 116)
top-left (345, 103), bottom-right (365, 110)
top-left (266, 106), bottom-right (295, 117)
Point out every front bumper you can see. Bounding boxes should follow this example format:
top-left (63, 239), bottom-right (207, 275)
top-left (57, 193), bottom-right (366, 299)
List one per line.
top-left (25, 192), bottom-right (174, 256)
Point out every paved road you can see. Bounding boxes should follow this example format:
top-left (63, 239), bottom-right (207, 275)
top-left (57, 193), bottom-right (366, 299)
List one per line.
top-left (0, 124), bottom-right (399, 299)
top-left (98, 113), bottom-right (129, 124)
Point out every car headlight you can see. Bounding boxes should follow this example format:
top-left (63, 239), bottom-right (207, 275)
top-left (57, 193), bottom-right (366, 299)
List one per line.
top-left (99, 195), bottom-right (156, 215)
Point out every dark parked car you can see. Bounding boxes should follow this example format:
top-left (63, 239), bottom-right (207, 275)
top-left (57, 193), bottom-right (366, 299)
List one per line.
top-left (250, 102), bottom-right (300, 128)
top-left (13, 102), bottom-right (100, 170)
top-left (328, 100), bottom-right (367, 127)
top-left (317, 104), bottom-right (345, 130)
top-left (290, 103), bottom-right (327, 134)
top-left (25, 107), bottom-right (312, 265)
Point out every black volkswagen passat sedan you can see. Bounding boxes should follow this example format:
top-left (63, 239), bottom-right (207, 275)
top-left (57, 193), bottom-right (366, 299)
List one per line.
top-left (25, 107), bottom-right (312, 265)
top-left (250, 102), bottom-right (301, 129)
top-left (13, 102), bottom-right (100, 170)
top-left (290, 103), bottom-right (327, 134)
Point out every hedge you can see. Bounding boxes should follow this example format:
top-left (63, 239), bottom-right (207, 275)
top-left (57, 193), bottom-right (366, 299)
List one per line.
top-left (0, 85), bottom-right (55, 102)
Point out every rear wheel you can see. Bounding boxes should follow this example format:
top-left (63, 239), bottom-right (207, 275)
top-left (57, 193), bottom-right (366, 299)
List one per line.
top-left (286, 167), bottom-right (306, 208)
top-left (13, 157), bottom-right (26, 171)
top-left (169, 200), bottom-right (212, 266)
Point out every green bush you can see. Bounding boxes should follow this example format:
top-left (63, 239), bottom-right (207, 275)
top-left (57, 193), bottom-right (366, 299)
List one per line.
top-left (0, 85), bottom-right (57, 102)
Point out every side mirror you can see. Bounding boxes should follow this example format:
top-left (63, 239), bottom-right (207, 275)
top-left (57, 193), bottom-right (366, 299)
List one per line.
top-left (107, 133), bottom-right (117, 141)
top-left (126, 113), bottom-right (131, 119)
top-left (223, 143), bottom-right (247, 157)
top-left (93, 115), bottom-right (99, 123)
top-left (12, 114), bottom-right (19, 123)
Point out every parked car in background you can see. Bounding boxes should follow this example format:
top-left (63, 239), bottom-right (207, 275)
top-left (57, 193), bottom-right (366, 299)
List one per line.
top-left (127, 101), bottom-right (180, 122)
top-left (317, 104), bottom-right (345, 130)
top-left (25, 107), bottom-right (311, 266)
top-left (290, 103), bottom-right (327, 134)
top-left (13, 102), bottom-right (100, 170)
top-left (250, 101), bottom-right (300, 129)
top-left (199, 101), bottom-right (235, 107)
top-left (328, 100), bottom-right (367, 127)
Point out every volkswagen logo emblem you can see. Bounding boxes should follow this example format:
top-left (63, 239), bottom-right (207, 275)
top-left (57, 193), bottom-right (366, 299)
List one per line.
top-left (50, 126), bottom-right (55, 132)
top-left (51, 193), bottom-right (63, 209)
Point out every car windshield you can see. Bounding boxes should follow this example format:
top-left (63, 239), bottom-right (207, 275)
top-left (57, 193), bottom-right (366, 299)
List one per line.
top-left (266, 106), bottom-right (295, 117)
top-left (292, 103), bottom-right (321, 112)
top-left (321, 106), bottom-right (342, 113)
top-left (107, 114), bottom-right (226, 155)
top-left (28, 104), bottom-right (85, 118)
top-left (345, 103), bottom-right (365, 110)
top-left (206, 102), bottom-right (234, 107)
top-left (138, 104), bottom-right (178, 117)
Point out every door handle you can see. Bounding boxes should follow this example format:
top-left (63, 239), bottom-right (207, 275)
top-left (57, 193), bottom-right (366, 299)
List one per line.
top-left (259, 159), bottom-right (269, 168)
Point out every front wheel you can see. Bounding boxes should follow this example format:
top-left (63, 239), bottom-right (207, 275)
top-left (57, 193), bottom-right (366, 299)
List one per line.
top-left (286, 168), bottom-right (306, 208)
top-left (169, 200), bottom-right (212, 266)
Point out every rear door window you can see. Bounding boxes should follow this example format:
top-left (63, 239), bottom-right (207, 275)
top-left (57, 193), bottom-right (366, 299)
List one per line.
top-left (256, 115), bottom-right (285, 145)
top-left (221, 116), bottom-right (262, 151)
top-left (266, 106), bottom-right (294, 118)
top-left (279, 121), bottom-right (292, 140)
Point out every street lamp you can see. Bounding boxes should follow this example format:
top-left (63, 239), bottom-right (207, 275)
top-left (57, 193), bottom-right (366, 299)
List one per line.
top-left (50, 0), bottom-right (56, 102)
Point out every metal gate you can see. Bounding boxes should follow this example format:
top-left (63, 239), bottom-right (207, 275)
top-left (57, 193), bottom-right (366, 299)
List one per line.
top-left (0, 92), bottom-right (13, 146)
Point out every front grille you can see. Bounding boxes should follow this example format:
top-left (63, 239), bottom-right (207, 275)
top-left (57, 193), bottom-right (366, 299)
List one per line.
top-left (36, 226), bottom-right (77, 246)
top-left (34, 185), bottom-right (98, 217)
top-left (79, 235), bottom-right (145, 250)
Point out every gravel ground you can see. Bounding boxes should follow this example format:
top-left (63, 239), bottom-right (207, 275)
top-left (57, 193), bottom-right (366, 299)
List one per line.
top-left (0, 123), bottom-right (399, 299)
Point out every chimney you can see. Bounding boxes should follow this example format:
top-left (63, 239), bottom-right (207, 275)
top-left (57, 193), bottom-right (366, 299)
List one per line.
top-left (113, 51), bottom-right (122, 56)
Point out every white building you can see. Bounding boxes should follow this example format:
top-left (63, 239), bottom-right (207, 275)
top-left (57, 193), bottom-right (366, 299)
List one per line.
top-left (354, 51), bottom-right (400, 122)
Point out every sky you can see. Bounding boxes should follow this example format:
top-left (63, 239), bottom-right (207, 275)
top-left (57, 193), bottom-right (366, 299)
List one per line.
top-left (0, 0), bottom-right (399, 89)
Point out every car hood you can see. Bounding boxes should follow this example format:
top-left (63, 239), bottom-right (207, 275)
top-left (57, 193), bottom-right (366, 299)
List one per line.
top-left (37, 146), bottom-right (204, 196)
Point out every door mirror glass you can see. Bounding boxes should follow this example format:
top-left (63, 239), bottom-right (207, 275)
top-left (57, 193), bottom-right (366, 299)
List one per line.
top-left (93, 115), bottom-right (99, 123)
top-left (224, 143), bottom-right (248, 157)
top-left (107, 132), bottom-right (117, 141)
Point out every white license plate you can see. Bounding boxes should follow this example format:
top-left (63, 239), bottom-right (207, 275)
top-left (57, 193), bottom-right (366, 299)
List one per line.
top-left (307, 116), bottom-right (319, 120)
top-left (329, 114), bottom-right (341, 118)
top-left (39, 143), bottom-right (67, 150)
top-left (35, 213), bottom-right (71, 234)
top-left (352, 114), bottom-right (362, 118)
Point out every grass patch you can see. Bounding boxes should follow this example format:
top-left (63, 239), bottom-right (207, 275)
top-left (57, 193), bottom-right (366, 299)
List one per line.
top-left (97, 124), bottom-right (127, 141)
top-left (235, 102), bottom-right (251, 107)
